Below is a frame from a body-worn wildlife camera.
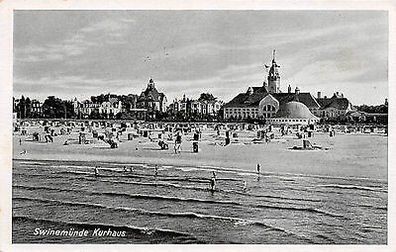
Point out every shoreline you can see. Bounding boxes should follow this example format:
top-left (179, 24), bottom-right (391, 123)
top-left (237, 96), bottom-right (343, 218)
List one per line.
top-left (13, 157), bottom-right (387, 183)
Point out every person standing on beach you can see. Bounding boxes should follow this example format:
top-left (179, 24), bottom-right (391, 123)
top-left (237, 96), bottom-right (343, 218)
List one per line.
top-left (256, 164), bottom-right (261, 175)
top-left (174, 131), bottom-right (182, 154)
top-left (19, 138), bottom-right (22, 145)
top-left (193, 130), bottom-right (200, 153)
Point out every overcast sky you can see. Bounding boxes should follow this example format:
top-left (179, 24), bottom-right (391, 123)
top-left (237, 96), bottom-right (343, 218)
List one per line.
top-left (13, 10), bottom-right (388, 105)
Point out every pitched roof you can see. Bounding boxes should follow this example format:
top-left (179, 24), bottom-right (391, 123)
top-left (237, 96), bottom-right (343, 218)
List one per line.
top-left (317, 97), bottom-right (351, 110)
top-left (252, 86), bottom-right (268, 93)
top-left (316, 98), bottom-right (333, 108)
top-left (223, 90), bottom-right (267, 108)
top-left (223, 90), bottom-right (320, 109)
top-left (138, 86), bottom-right (165, 102)
top-left (271, 93), bottom-right (320, 108)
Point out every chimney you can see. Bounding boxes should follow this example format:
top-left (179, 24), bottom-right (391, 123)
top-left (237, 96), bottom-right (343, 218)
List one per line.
top-left (317, 91), bottom-right (321, 99)
top-left (288, 85), bottom-right (291, 93)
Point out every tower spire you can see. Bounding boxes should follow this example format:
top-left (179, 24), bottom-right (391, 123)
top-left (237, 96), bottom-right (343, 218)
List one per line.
top-left (267, 50), bottom-right (280, 94)
top-left (272, 49), bottom-right (276, 63)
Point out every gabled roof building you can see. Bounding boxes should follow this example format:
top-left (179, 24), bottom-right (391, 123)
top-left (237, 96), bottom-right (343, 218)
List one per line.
top-left (137, 78), bottom-right (167, 118)
top-left (222, 51), bottom-right (320, 124)
top-left (313, 92), bottom-right (354, 118)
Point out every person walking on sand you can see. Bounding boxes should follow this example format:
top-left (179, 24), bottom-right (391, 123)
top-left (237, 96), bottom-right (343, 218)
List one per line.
top-left (256, 164), bottom-right (261, 175)
top-left (19, 138), bottom-right (22, 145)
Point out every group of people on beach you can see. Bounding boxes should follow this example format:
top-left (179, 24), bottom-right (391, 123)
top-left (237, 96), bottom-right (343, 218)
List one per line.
top-left (93, 162), bottom-right (262, 193)
top-left (172, 129), bottom-right (201, 154)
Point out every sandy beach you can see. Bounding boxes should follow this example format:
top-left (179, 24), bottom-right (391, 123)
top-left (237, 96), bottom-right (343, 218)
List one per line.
top-left (13, 125), bottom-right (387, 180)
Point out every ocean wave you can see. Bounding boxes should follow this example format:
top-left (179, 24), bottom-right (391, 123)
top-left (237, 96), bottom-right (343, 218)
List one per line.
top-left (55, 170), bottom-right (211, 183)
top-left (14, 196), bottom-right (270, 226)
top-left (353, 204), bottom-right (387, 211)
top-left (221, 188), bottom-right (322, 202)
top-left (48, 164), bottom-right (95, 170)
top-left (14, 184), bottom-right (344, 219)
top-left (14, 159), bottom-right (387, 183)
top-left (316, 184), bottom-right (386, 192)
top-left (98, 178), bottom-right (210, 191)
top-left (18, 161), bottom-right (48, 166)
top-left (14, 196), bottom-right (312, 242)
top-left (13, 215), bottom-right (201, 243)
top-left (13, 174), bottom-right (321, 203)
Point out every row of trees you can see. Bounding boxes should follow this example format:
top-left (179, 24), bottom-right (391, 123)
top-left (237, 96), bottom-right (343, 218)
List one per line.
top-left (355, 104), bottom-right (388, 114)
top-left (14, 95), bottom-right (76, 119)
top-left (14, 96), bottom-right (33, 118)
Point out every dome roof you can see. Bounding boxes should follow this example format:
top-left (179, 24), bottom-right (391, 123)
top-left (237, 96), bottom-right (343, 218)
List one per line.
top-left (275, 101), bottom-right (318, 119)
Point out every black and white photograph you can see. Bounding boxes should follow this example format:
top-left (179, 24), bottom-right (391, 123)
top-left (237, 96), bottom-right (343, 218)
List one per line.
top-left (0, 0), bottom-right (395, 250)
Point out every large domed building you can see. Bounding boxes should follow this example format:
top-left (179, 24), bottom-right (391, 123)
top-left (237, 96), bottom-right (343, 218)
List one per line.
top-left (267, 100), bottom-right (319, 125)
top-left (222, 51), bottom-right (321, 121)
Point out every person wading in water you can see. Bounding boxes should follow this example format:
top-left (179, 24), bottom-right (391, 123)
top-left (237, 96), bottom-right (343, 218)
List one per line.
top-left (210, 171), bottom-right (217, 192)
top-left (94, 166), bottom-right (100, 177)
top-left (154, 165), bottom-right (159, 184)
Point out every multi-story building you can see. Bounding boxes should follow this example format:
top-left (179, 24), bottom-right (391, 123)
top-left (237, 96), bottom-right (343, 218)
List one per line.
top-left (314, 92), bottom-right (354, 119)
top-left (168, 95), bottom-right (223, 119)
top-left (137, 78), bottom-right (167, 119)
top-left (223, 51), bottom-right (320, 121)
top-left (30, 99), bottom-right (43, 116)
top-left (73, 97), bottom-right (122, 118)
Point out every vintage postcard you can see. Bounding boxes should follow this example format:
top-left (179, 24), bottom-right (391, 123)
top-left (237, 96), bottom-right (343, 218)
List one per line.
top-left (0, 0), bottom-right (395, 251)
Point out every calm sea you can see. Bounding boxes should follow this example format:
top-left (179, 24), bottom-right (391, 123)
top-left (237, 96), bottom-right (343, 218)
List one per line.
top-left (12, 159), bottom-right (387, 244)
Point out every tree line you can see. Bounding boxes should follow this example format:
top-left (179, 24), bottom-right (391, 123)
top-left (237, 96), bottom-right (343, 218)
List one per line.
top-left (14, 95), bottom-right (76, 119)
top-left (13, 93), bottom-right (223, 121)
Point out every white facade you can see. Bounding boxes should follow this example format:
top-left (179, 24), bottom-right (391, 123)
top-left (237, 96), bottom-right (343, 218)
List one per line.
top-left (74, 98), bottom-right (123, 117)
top-left (268, 117), bottom-right (319, 125)
top-left (170, 99), bottom-right (222, 116)
top-left (223, 107), bottom-right (259, 119)
top-left (316, 105), bottom-right (353, 118)
top-left (99, 100), bottom-right (122, 115)
top-left (258, 94), bottom-right (279, 118)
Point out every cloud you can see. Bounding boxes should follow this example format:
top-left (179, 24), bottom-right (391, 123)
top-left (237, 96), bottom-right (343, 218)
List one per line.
top-left (14, 17), bottom-right (133, 64)
top-left (13, 11), bottom-right (388, 106)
